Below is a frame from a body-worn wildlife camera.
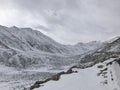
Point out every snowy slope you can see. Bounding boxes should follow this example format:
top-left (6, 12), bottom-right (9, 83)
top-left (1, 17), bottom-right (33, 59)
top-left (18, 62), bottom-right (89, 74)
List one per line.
top-left (32, 36), bottom-right (120, 90)
top-left (34, 59), bottom-right (120, 90)
top-left (74, 41), bottom-right (102, 53)
top-left (80, 36), bottom-right (120, 63)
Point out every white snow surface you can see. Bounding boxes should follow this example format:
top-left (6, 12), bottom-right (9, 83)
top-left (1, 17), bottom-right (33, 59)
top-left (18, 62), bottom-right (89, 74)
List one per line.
top-left (35, 59), bottom-right (120, 90)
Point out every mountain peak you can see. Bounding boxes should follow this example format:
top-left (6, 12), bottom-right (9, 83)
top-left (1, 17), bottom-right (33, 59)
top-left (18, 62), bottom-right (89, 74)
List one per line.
top-left (108, 36), bottom-right (120, 43)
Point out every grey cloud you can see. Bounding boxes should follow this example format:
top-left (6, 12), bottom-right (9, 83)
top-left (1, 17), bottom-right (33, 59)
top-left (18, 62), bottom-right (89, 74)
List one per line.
top-left (0, 0), bottom-right (120, 44)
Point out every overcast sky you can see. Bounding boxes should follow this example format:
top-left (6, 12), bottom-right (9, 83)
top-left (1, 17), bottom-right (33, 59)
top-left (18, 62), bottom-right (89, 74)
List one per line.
top-left (0, 0), bottom-right (120, 44)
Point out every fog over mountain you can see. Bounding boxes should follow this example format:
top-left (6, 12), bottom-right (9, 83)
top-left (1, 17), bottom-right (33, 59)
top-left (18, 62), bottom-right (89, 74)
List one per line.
top-left (0, 0), bottom-right (120, 44)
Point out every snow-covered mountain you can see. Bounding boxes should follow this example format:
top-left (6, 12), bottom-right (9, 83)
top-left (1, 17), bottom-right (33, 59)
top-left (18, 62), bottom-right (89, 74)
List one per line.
top-left (80, 37), bottom-right (120, 63)
top-left (0, 25), bottom-right (102, 69)
top-left (2, 25), bottom-right (120, 90)
top-left (31, 37), bottom-right (120, 90)
top-left (75, 41), bottom-right (102, 51)
top-left (0, 25), bottom-right (104, 90)
top-left (1, 24), bottom-right (120, 90)
top-left (34, 58), bottom-right (120, 90)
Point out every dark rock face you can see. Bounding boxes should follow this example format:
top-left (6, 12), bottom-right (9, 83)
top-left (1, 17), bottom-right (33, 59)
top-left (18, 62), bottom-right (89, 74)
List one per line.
top-left (97, 65), bottom-right (104, 68)
top-left (81, 52), bottom-right (119, 64)
top-left (116, 58), bottom-right (120, 65)
top-left (30, 84), bottom-right (40, 90)
top-left (97, 68), bottom-right (108, 76)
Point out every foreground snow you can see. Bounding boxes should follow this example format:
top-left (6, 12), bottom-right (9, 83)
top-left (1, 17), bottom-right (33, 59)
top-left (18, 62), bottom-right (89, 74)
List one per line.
top-left (35, 60), bottom-right (120, 90)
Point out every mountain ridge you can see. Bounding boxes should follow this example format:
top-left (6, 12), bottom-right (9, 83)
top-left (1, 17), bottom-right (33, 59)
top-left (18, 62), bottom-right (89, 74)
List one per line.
top-left (0, 25), bottom-right (102, 69)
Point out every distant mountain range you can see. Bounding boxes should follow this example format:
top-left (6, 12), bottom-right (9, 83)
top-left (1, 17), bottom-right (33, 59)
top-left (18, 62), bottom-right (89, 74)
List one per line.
top-left (0, 25), bottom-right (102, 69)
